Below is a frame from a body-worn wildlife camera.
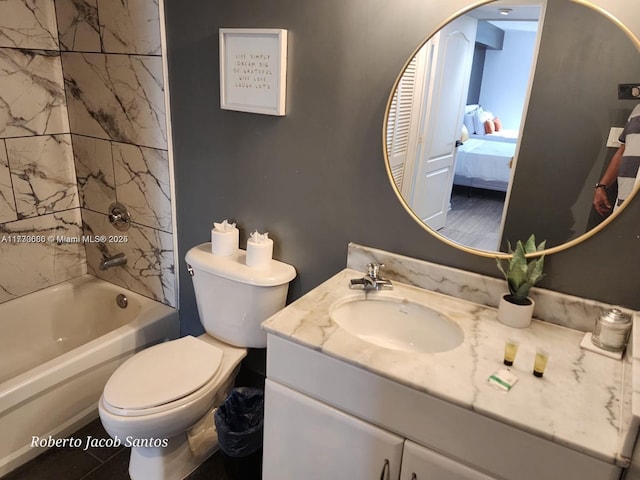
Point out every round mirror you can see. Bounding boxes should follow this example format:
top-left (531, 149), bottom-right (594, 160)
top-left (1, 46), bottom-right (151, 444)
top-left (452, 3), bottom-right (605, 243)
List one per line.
top-left (384, 0), bottom-right (640, 257)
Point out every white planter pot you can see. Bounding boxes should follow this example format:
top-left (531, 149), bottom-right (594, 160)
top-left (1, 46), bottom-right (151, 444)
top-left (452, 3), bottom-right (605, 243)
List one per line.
top-left (497, 294), bottom-right (534, 328)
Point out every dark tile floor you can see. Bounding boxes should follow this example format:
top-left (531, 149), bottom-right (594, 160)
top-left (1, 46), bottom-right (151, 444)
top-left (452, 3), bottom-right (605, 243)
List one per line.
top-left (3, 354), bottom-right (266, 480)
top-left (2, 418), bottom-right (230, 480)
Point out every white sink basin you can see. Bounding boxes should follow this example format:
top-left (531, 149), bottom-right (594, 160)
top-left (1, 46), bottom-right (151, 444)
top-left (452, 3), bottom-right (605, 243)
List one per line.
top-left (330, 295), bottom-right (464, 354)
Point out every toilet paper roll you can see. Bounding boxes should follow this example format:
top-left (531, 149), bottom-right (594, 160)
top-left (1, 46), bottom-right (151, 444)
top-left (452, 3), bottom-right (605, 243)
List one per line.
top-left (246, 237), bottom-right (273, 268)
top-left (211, 221), bottom-right (239, 256)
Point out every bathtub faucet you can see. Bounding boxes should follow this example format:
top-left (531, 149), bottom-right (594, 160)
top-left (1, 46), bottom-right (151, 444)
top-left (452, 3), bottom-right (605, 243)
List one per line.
top-left (100, 252), bottom-right (127, 270)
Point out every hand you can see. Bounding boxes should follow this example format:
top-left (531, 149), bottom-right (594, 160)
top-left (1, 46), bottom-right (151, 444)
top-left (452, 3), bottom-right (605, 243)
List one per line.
top-left (593, 188), bottom-right (611, 216)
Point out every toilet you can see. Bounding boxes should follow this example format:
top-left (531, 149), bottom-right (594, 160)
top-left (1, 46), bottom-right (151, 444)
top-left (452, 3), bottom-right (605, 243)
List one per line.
top-left (98, 243), bottom-right (296, 480)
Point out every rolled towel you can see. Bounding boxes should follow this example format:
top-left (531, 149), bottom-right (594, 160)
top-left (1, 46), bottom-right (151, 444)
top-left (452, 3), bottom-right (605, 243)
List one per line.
top-left (211, 220), bottom-right (239, 256)
top-left (246, 230), bottom-right (273, 268)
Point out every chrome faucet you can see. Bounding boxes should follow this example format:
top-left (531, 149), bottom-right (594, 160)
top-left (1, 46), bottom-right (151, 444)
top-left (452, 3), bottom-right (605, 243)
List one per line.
top-left (349, 263), bottom-right (393, 291)
top-left (99, 252), bottom-right (127, 270)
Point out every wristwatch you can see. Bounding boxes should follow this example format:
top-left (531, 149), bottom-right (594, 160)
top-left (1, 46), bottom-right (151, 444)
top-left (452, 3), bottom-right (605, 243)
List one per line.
top-left (594, 183), bottom-right (607, 190)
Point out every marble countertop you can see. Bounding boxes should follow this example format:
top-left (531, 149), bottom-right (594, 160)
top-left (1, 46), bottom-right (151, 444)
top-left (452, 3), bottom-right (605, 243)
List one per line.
top-left (263, 268), bottom-right (631, 465)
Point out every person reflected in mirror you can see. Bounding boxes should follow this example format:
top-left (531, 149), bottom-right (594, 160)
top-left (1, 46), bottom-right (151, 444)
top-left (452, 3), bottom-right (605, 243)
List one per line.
top-left (593, 103), bottom-right (640, 216)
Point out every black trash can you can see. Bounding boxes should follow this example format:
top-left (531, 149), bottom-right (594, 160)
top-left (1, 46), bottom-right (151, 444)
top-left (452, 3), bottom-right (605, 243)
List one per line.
top-left (214, 387), bottom-right (264, 480)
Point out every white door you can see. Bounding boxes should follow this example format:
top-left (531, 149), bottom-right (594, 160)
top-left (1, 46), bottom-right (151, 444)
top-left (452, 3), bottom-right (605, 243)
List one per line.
top-left (400, 440), bottom-right (498, 480)
top-left (410, 15), bottom-right (477, 230)
top-left (263, 380), bottom-right (404, 480)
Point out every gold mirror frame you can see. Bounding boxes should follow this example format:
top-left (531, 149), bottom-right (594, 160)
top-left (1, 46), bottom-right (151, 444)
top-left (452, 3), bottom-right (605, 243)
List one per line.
top-left (383, 0), bottom-right (640, 259)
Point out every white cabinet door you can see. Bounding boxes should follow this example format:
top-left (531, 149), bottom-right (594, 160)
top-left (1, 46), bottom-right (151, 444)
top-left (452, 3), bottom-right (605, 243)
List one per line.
top-left (400, 440), bottom-right (497, 480)
top-left (263, 379), bottom-right (404, 480)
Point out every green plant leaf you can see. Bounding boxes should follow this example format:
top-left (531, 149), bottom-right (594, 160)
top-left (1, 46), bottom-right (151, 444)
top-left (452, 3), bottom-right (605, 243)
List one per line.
top-left (496, 258), bottom-right (508, 280)
top-left (496, 234), bottom-right (546, 301)
top-left (526, 257), bottom-right (545, 285)
top-left (524, 235), bottom-right (536, 254)
top-left (513, 283), bottom-right (534, 303)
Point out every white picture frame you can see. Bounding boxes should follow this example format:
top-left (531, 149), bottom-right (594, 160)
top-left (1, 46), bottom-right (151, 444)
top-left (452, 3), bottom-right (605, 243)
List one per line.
top-left (219, 28), bottom-right (288, 116)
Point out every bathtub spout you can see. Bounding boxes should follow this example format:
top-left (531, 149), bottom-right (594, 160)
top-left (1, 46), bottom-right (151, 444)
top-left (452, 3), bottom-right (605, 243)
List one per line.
top-left (100, 252), bottom-right (127, 270)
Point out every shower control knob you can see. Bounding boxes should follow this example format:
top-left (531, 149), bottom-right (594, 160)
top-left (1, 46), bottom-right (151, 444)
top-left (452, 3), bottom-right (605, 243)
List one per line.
top-left (108, 202), bottom-right (132, 231)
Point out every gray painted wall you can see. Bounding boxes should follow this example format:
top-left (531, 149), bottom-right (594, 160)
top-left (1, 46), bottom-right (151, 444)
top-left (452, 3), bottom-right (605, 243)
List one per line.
top-left (164, 0), bottom-right (640, 336)
top-left (503, 0), bottom-right (640, 249)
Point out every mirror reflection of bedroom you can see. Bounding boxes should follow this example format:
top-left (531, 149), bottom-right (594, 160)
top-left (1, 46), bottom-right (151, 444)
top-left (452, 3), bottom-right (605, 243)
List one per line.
top-left (387, 1), bottom-right (544, 251)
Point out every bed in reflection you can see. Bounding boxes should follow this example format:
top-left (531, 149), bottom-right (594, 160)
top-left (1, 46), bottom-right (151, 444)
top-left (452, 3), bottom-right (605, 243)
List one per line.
top-left (453, 137), bottom-right (515, 192)
top-left (455, 105), bottom-right (517, 192)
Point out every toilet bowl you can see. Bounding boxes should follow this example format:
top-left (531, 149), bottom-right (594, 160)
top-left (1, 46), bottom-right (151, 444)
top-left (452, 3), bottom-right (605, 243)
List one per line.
top-left (99, 335), bottom-right (246, 479)
top-left (98, 243), bottom-right (296, 480)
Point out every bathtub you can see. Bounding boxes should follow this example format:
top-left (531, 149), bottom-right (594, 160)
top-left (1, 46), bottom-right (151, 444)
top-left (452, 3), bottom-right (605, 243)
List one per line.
top-left (0, 275), bottom-right (179, 476)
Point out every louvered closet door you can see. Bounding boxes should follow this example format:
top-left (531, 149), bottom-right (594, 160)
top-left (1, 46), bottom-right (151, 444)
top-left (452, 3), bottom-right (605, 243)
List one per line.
top-left (386, 54), bottom-right (421, 191)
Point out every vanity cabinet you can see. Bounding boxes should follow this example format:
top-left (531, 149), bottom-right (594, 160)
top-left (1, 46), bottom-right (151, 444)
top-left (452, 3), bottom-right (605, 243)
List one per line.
top-left (263, 380), bottom-right (494, 480)
top-left (263, 334), bottom-right (621, 480)
top-left (400, 441), bottom-right (497, 480)
top-left (263, 380), bottom-right (403, 479)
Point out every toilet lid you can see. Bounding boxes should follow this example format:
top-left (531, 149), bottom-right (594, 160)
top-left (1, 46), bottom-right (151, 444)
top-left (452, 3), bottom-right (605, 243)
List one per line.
top-left (103, 336), bottom-right (223, 410)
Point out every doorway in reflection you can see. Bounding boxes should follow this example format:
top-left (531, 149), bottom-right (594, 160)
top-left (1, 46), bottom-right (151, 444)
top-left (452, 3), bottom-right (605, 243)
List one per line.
top-left (387, 2), bottom-right (542, 251)
top-left (439, 186), bottom-right (506, 251)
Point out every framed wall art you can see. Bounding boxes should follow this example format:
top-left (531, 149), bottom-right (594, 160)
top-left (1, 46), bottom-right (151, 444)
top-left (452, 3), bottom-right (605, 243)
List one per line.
top-left (219, 28), bottom-right (288, 116)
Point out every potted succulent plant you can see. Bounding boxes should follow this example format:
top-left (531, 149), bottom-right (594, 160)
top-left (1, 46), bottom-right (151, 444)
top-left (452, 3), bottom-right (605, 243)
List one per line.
top-left (496, 235), bottom-right (546, 328)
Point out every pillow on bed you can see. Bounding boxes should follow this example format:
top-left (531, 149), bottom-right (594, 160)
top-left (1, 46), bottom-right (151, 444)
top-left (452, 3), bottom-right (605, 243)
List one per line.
top-left (461, 123), bottom-right (470, 142)
top-left (464, 105), bottom-right (479, 133)
top-left (465, 104), bottom-right (480, 114)
top-left (484, 119), bottom-right (495, 134)
top-left (473, 107), bottom-right (492, 135)
top-left (463, 113), bottom-right (475, 134)
top-left (494, 117), bottom-right (502, 132)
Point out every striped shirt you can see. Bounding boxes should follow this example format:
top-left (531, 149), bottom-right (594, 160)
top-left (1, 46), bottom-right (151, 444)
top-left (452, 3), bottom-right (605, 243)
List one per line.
top-left (617, 103), bottom-right (640, 208)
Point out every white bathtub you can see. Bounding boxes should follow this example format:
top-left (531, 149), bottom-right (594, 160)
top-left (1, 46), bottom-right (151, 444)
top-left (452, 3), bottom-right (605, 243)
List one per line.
top-left (0, 275), bottom-right (179, 476)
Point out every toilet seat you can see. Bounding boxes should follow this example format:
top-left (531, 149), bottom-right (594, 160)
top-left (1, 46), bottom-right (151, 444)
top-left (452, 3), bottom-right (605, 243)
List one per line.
top-left (102, 336), bottom-right (223, 416)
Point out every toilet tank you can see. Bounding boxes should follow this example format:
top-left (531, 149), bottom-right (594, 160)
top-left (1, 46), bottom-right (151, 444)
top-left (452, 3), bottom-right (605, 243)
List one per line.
top-left (185, 243), bottom-right (296, 348)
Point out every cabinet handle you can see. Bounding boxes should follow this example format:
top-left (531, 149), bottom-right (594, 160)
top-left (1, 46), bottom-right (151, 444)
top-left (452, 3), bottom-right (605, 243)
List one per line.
top-left (411, 474), bottom-right (417, 480)
top-left (379, 459), bottom-right (390, 480)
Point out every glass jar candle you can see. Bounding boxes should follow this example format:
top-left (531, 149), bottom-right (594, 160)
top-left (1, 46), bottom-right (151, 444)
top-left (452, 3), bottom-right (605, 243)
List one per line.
top-left (591, 308), bottom-right (632, 352)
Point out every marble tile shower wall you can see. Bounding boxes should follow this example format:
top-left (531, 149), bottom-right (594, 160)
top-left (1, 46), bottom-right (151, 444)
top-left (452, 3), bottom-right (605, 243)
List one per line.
top-left (60, 0), bottom-right (175, 307)
top-left (0, 0), bottom-right (85, 304)
top-left (0, 0), bottom-right (176, 307)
